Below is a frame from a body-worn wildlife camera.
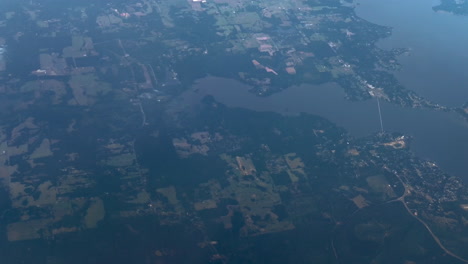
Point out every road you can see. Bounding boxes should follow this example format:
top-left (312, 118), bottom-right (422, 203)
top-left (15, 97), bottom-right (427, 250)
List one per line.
top-left (389, 171), bottom-right (468, 263)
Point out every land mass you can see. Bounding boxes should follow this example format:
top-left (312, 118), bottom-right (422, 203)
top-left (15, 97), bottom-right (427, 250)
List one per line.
top-left (0, 0), bottom-right (467, 263)
top-left (433, 0), bottom-right (468, 16)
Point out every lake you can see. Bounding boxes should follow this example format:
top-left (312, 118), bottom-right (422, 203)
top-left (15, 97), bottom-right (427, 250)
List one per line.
top-left (177, 0), bottom-right (468, 181)
top-left (355, 0), bottom-right (468, 107)
top-left (177, 77), bottom-right (468, 180)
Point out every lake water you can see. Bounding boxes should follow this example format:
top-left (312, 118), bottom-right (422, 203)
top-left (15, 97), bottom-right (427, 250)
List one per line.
top-left (179, 77), bottom-right (468, 180)
top-left (178, 0), bottom-right (468, 180)
top-left (355, 0), bottom-right (468, 107)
